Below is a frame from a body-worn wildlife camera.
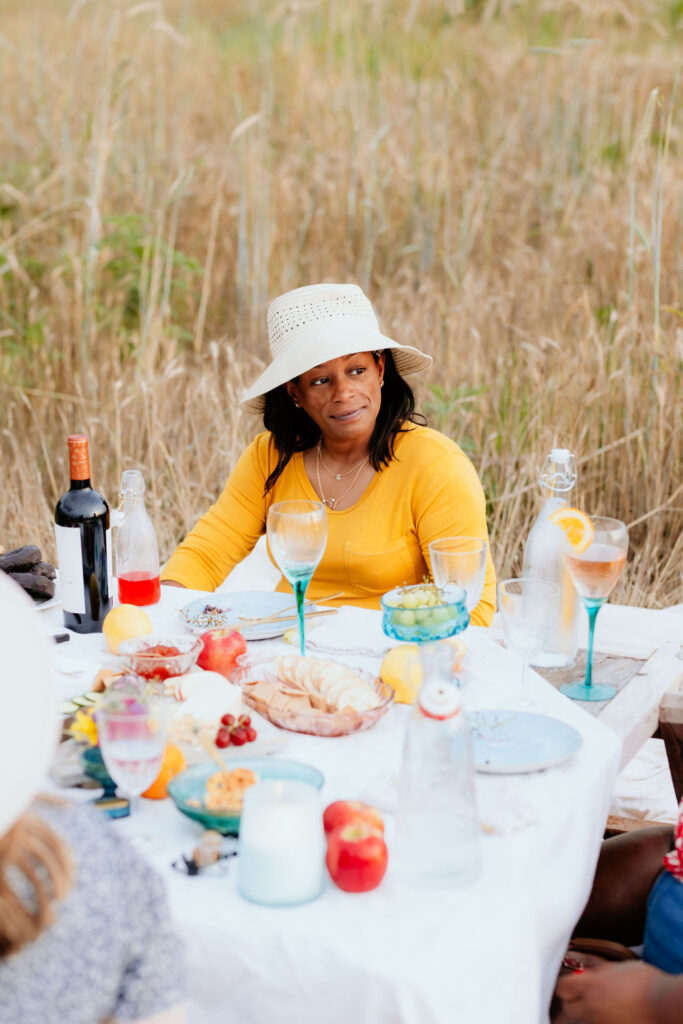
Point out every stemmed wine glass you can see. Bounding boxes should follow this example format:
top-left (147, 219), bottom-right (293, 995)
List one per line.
top-left (498, 578), bottom-right (560, 695)
top-left (97, 697), bottom-right (166, 809)
top-left (267, 500), bottom-right (328, 656)
top-left (429, 537), bottom-right (488, 615)
top-left (560, 516), bottom-right (628, 702)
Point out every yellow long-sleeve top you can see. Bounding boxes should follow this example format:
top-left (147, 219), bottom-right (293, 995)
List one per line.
top-left (162, 425), bottom-right (496, 626)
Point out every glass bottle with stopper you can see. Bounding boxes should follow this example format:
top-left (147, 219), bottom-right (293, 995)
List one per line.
top-left (522, 448), bottom-right (580, 667)
top-left (113, 470), bottom-right (161, 606)
top-left (394, 643), bottom-right (481, 886)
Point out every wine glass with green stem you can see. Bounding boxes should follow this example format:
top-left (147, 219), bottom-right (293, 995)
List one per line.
top-left (560, 516), bottom-right (628, 702)
top-left (267, 500), bottom-right (328, 656)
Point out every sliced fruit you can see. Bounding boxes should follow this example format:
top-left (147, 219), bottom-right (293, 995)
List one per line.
top-left (142, 743), bottom-right (186, 799)
top-left (548, 507), bottom-right (594, 553)
top-left (103, 604), bottom-right (153, 654)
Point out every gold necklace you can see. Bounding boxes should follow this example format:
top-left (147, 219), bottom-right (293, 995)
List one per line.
top-left (315, 442), bottom-right (369, 510)
top-left (317, 439), bottom-right (369, 480)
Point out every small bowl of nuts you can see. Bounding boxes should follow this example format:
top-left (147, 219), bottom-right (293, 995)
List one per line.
top-left (380, 584), bottom-right (469, 643)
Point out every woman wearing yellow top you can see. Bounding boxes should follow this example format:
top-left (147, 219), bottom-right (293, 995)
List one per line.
top-left (162, 284), bottom-right (496, 626)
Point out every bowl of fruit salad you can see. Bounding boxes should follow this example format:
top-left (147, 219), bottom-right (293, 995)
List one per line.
top-left (380, 583), bottom-right (469, 643)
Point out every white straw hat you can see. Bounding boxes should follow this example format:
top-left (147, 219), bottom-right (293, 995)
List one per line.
top-left (0, 572), bottom-right (59, 836)
top-left (240, 283), bottom-right (433, 414)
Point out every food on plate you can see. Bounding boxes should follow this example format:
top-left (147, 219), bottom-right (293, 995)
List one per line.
top-left (325, 822), bottom-right (388, 893)
top-left (271, 655), bottom-right (382, 713)
top-left (204, 767), bottom-right (257, 811)
top-left (197, 628), bottom-right (248, 678)
top-left (92, 668), bottom-right (126, 693)
top-left (142, 744), bottom-right (187, 799)
top-left (102, 604), bottom-right (153, 653)
top-left (323, 801), bottom-right (384, 835)
top-left (167, 675), bottom-right (244, 751)
top-left (215, 714), bottom-right (257, 748)
top-left (0, 544), bottom-right (57, 601)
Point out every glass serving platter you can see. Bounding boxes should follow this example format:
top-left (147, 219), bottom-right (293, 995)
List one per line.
top-left (230, 654), bottom-right (394, 737)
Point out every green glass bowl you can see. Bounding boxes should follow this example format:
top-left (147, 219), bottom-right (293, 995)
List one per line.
top-left (167, 758), bottom-right (325, 836)
top-left (381, 583), bottom-right (469, 643)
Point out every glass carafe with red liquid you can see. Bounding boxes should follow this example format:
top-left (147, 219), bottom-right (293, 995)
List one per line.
top-left (114, 470), bottom-right (161, 606)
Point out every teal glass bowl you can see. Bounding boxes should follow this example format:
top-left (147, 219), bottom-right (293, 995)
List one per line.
top-left (381, 584), bottom-right (469, 643)
top-left (167, 758), bottom-right (325, 836)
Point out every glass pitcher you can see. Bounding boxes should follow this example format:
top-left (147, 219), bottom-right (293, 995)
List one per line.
top-left (114, 470), bottom-right (161, 606)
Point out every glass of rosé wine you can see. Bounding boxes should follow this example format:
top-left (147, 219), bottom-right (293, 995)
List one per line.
top-left (560, 516), bottom-right (628, 702)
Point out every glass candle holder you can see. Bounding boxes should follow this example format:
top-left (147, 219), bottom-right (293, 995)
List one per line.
top-left (238, 779), bottom-right (325, 906)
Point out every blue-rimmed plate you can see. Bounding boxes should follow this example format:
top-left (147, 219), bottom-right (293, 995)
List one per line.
top-left (469, 710), bottom-right (583, 774)
top-left (167, 758), bottom-right (324, 835)
top-left (179, 591), bottom-right (321, 641)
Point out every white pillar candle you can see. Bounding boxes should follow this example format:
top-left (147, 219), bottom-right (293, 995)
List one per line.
top-left (238, 779), bottom-right (325, 906)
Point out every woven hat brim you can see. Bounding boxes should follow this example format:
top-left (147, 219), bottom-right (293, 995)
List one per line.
top-left (240, 333), bottom-right (432, 414)
top-left (0, 574), bottom-right (59, 836)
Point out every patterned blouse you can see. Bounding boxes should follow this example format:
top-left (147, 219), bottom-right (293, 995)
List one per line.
top-left (0, 799), bottom-right (185, 1023)
top-left (663, 797), bottom-right (683, 882)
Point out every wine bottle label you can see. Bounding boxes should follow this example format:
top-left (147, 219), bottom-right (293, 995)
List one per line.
top-left (106, 526), bottom-right (113, 590)
top-left (54, 524), bottom-right (86, 613)
top-left (54, 525), bottom-right (112, 614)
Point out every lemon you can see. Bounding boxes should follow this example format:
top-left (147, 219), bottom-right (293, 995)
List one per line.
top-left (103, 604), bottom-right (153, 653)
top-left (379, 644), bottom-right (421, 704)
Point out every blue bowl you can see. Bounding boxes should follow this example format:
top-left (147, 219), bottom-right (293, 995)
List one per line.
top-left (381, 584), bottom-right (469, 643)
top-left (167, 758), bottom-right (325, 836)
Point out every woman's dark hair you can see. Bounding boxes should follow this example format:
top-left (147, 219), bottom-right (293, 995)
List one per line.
top-left (262, 350), bottom-right (426, 493)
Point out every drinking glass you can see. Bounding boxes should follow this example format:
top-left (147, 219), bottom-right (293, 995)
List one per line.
top-left (267, 500), bottom-right (328, 656)
top-left (97, 702), bottom-right (166, 803)
top-left (560, 516), bottom-right (628, 702)
top-left (498, 578), bottom-right (560, 693)
top-left (429, 537), bottom-right (488, 614)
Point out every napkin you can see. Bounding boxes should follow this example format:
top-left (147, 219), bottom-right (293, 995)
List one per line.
top-left (306, 605), bottom-right (394, 660)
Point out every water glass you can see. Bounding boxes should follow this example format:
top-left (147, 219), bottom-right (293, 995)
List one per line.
top-left (429, 537), bottom-right (488, 614)
top-left (498, 578), bottom-right (560, 693)
top-left (267, 500), bottom-right (327, 655)
top-left (97, 703), bottom-right (166, 801)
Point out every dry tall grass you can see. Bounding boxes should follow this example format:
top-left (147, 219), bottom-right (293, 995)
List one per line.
top-left (1, 0), bottom-right (681, 606)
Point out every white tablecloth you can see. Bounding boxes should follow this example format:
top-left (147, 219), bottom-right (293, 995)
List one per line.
top-left (41, 588), bottom-right (622, 1024)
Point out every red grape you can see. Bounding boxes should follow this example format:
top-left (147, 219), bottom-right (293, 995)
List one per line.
top-left (215, 727), bottom-right (231, 748)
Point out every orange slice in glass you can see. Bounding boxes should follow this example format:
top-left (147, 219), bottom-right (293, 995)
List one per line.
top-left (548, 507), bottom-right (594, 553)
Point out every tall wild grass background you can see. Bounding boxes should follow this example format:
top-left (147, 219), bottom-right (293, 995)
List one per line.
top-left (1, 0), bottom-right (681, 605)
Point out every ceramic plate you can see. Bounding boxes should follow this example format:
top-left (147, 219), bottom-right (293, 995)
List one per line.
top-left (167, 757), bottom-right (325, 835)
top-left (180, 591), bottom-right (321, 641)
top-left (469, 710), bottom-right (583, 774)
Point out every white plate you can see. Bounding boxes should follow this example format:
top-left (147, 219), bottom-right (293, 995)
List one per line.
top-left (34, 593), bottom-right (61, 612)
top-left (180, 591), bottom-right (321, 641)
top-left (469, 710), bottom-right (583, 774)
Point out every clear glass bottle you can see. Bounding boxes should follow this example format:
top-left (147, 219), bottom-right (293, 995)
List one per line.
top-left (114, 470), bottom-right (161, 606)
top-left (522, 449), bottom-right (580, 667)
top-left (394, 644), bottom-right (481, 886)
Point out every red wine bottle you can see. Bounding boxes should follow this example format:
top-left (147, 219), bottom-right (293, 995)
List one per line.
top-left (54, 435), bottom-right (112, 633)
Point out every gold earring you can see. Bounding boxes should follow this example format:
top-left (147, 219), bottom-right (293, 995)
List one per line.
top-left (380, 380), bottom-right (384, 389)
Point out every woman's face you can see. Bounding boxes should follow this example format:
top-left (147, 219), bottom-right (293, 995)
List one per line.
top-left (286, 351), bottom-right (385, 445)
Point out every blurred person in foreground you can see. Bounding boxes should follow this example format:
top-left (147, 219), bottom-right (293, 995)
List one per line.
top-left (553, 820), bottom-right (683, 1023)
top-left (162, 283), bottom-right (496, 625)
top-left (0, 572), bottom-right (186, 1024)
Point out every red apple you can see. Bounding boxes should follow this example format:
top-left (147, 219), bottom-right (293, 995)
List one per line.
top-left (323, 800), bottom-right (384, 836)
top-left (196, 628), bottom-right (247, 679)
top-left (325, 823), bottom-right (388, 893)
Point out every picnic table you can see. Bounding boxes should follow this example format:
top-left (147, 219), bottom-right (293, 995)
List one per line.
top-left (42, 586), bottom-right (652, 1024)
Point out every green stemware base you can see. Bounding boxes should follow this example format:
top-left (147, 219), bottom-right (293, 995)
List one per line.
top-left (560, 682), bottom-right (616, 702)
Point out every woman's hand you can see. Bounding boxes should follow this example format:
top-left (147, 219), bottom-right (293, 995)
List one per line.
top-left (555, 961), bottom-right (681, 1024)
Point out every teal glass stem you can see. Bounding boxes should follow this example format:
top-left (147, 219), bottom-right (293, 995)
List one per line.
top-left (293, 574), bottom-right (312, 656)
top-left (582, 596), bottom-right (606, 690)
